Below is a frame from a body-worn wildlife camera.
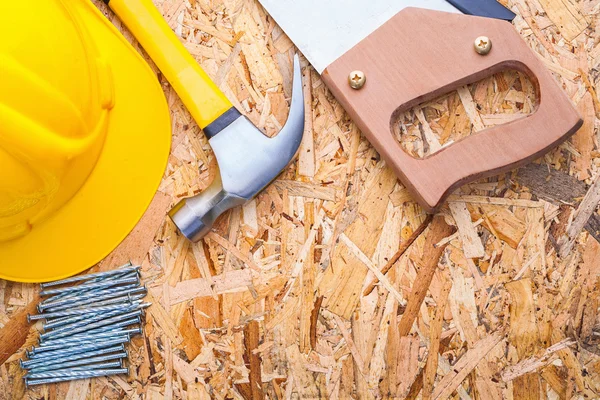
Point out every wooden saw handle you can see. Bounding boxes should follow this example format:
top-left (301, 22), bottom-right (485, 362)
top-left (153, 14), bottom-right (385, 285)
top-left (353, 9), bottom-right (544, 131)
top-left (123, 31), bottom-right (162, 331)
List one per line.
top-left (322, 8), bottom-right (582, 212)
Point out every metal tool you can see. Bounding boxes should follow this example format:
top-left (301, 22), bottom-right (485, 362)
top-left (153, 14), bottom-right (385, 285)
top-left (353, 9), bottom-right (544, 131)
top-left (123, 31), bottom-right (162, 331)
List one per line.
top-left (99, 0), bottom-right (305, 242)
top-left (258, 0), bottom-right (582, 212)
top-left (39, 263), bottom-right (138, 289)
top-left (25, 368), bottom-right (129, 387)
top-left (21, 264), bottom-right (146, 385)
top-left (26, 362), bottom-right (124, 379)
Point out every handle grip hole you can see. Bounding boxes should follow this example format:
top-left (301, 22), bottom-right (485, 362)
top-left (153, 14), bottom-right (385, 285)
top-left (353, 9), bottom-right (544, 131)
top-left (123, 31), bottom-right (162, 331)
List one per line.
top-left (392, 69), bottom-right (538, 159)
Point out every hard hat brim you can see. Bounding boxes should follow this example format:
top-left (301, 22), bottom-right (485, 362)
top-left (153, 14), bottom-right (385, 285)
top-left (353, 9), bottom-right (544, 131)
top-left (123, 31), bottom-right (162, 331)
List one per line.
top-left (0, 1), bottom-right (171, 282)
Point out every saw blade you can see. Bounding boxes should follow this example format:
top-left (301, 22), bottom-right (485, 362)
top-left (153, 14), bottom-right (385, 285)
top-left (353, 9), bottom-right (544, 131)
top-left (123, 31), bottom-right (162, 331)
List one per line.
top-left (259, 0), bottom-right (461, 73)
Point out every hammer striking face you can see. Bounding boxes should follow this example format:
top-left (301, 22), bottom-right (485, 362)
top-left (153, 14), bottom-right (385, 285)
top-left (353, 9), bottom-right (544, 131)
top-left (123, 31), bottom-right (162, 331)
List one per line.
top-left (169, 55), bottom-right (305, 241)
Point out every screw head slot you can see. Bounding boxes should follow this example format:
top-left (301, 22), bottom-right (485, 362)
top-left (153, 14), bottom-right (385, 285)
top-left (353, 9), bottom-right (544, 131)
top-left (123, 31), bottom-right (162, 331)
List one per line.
top-left (474, 36), bottom-right (492, 55)
top-left (348, 70), bottom-right (366, 89)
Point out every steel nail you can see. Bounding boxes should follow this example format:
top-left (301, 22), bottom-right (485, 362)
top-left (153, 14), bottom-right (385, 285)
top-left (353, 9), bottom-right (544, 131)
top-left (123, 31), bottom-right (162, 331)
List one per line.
top-left (38, 284), bottom-right (141, 311)
top-left (21, 345), bottom-right (125, 369)
top-left (39, 327), bottom-right (141, 347)
top-left (31, 300), bottom-right (146, 321)
top-left (26, 367), bottom-right (128, 380)
top-left (39, 262), bottom-right (134, 289)
top-left (40, 310), bottom-right (142, 341)
top-left (26, 351), bottom-right (128, 373)
top-left (27, 336), bottom-right (130, 360)
top-left (26, 361), bottom-right (123, 378)
top-left (39, 278), bottom-right (123, 304)
top-left (40, 318), bottom-right (141, 343)
top-left (43, 314), bottom-right (92, 331)
top-left (41, 304), bottom-right (141, 335)
top-left (25, 368), bottom-right (128, 387)
top-left (40, 272), bottom-right (140, 297)
top-left (40, 274), bottom-right (140, 296)
top-left (84, 316), bottom-right (142, 333)
top-left (41, 288), bottom-right (147, 313)
top-left (35, 334), bottom-right (130, 353)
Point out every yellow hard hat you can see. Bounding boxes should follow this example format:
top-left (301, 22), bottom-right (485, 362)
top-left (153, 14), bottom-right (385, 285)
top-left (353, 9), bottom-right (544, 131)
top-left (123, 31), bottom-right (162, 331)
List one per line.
top-left (0, 0), bottom-right (171, 282)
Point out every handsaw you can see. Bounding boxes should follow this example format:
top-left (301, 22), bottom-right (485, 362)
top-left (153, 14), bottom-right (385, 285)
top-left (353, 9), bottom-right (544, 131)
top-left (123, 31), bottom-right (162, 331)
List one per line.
top-left (259, 0), bottom-right (583, 212)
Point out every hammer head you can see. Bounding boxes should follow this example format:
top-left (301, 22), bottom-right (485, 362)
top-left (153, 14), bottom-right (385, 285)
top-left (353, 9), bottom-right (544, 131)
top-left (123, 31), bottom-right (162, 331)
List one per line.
top-left (169, 55), bottom-right (305, 242)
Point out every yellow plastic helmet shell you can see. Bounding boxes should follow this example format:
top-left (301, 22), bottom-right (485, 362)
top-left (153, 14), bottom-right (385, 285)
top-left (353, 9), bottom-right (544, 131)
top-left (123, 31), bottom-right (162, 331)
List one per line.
top-left (0, 0), bottom-right (171, 282)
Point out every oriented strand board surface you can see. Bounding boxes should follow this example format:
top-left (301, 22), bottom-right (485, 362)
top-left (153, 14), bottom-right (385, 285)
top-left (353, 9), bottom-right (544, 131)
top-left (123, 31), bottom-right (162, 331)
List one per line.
top-left (1, 0), bottom-right (600, 398)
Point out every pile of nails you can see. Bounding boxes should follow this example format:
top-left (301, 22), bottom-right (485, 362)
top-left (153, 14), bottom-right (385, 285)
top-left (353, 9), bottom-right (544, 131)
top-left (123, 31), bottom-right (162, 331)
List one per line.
top-left (20, 262), bottom-right (149, 387)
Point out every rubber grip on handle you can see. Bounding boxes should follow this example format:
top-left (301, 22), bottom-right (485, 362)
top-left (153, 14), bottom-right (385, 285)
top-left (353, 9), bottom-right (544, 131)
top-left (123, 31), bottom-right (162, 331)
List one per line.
top-left (108, 0), bottom-right (231, 128)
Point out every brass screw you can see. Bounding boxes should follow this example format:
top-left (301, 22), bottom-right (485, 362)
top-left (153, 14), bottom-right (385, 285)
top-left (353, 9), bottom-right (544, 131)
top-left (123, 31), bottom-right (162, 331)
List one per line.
top-left (474, 36), bottom-right (492, 55)
top-left (348, 70), bottom-right (366, 89)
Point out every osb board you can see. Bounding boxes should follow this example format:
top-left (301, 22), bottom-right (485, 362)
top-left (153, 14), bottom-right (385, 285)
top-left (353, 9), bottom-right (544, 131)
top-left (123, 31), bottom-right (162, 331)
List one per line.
top-left (1, 0), bottom-right (600, 398)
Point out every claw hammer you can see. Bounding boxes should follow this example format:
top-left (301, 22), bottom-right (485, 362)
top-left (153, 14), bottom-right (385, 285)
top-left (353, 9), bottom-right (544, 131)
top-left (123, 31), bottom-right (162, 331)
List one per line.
top-left (101, 0), bottom-right (305, 242)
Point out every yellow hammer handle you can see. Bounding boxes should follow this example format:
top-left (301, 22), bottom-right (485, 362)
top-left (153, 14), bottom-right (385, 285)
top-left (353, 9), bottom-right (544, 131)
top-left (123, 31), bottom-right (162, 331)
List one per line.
top-left (108, 0), bottom-right (232, 128)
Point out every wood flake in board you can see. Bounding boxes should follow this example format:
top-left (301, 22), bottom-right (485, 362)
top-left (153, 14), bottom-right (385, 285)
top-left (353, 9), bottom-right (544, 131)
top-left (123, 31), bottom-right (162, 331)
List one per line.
top-left (457, 85), bottom-right (485, 131)
top-left (415, 108), bottom-right (442, 154)
top-left (551, 330), bottom-right (599, 395)
top-left (474, 204), bottom-right (527, 249)
top-left (449, 201), bottom-right (485, 258)
top-left (242, 199), bottom-right (259, 237)
top-left (243, 320), bottom-right (263, 399)
top-left (422, 277), bottom-right (451, 400)
top-left (206, 232), bottom-right (261, 271)
top-left (363, 214), bottom-right (433, 296)
top-left (572, 93), bottom-right (594, 180)
top-left (299, 202), bottom-right (316, 353)
top-left (506, 278), bottom-right (541, 398)
top-left (271, 25), bottom-right (294, 53)
top-left (501, 339), bottom-right (574, 382)
top-left (319, 164), bottom-right (397, 318)
top-left (449, 194), bottom-right (544, 208)
top-left (581, 238), bottom-right (600, 290)
top-left (285, 344), bottom-right (320, 398)
top-left (168, 269), bottom-right (253, 305)
top-left (164, 329), bottom-right (174, 400)
top-left (268, 91), bottom-right (288, 127)
top-left (448, 267), bottom-right (479, 343)
top-left (185, 17), bottom-right (235, 44)
top-left (537, 0), bottom-right (589, 41)
top-left (233, 11), bottom-right (282, 90)
top-left (540, 365), bottom-right (567, 399)
top-left (187, 382), bottom-right (212, 400)
top-left (367, 290), bottom-right (397, 389)
top-left (389, 187), bottom-right (413, 207)
top-left (397, 216), bottom-right (455, 336)
top-left (339, 233), bottom-right (404, 306)
top-left (431, 331), bottom-right (504, 400)
top-left (264, 295), bottom-right (299, 331)
top-left (516, 163), bottom-right (588, 205)
top-left (273, 180), bottom-right (336, 201)
top-left (559, 174), bottom-right (600, 257)
top-left (172, 353), bottom-right (202, 384)
top-left (146, 292), bottom-right (185, 346)
top-left (65, 379), bottom-right (89, 400)
top-left (147, 386), bottom-right (164, 400)
top-left (179, 307), bottom-right (202, 360)
top-left (392, 335), bottom-right (420, 397)
top-left (297, 66), bottom-right (316, 178)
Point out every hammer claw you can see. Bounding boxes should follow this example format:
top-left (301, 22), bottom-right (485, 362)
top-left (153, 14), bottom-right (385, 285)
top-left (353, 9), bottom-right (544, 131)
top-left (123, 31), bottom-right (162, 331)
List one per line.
top-left (169, 55), bottom-right (305, 242)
